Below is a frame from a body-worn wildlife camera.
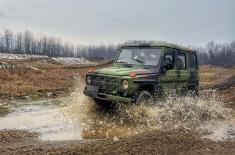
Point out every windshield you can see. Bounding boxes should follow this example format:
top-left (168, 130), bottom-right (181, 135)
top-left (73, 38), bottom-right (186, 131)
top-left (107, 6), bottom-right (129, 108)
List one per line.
top-left (116, 48), bottom-right (162, 66)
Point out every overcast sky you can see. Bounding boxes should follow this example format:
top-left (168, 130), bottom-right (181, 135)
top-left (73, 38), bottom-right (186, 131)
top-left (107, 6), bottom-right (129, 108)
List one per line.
top-left (0, 0), bottom-right (234, 46)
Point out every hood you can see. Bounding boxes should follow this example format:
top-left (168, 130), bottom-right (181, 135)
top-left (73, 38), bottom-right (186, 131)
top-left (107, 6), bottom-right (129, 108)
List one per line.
top-left (94, 65), bottom-right (157, 76)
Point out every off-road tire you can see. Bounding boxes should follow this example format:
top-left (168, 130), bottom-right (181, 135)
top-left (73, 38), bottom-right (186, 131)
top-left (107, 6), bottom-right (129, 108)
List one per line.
top-left (187, 86), bottom-right (199, 97)
top-left (136, 90), bottom-right (153, 105)
top-left (93, 98), bottom-right (113, 109)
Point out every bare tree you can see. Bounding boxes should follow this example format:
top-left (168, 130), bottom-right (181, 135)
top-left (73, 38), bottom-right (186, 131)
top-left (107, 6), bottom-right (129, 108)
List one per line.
top-left (1, 29), bottom-right (233, 67)
top-left (3, 29), bottom-right (13, 52)
top-left (16, 32), bottom-right (23, 53)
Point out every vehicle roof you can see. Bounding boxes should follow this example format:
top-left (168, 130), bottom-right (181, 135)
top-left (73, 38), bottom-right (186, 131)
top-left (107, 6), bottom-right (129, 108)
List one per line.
top-left (121, 42), bottom-right (196, 53)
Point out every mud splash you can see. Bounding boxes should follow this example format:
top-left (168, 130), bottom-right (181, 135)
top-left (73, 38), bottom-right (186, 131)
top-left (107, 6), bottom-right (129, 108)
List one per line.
top-left (117, 93), bottom-right (235, 129)
top-left (65, 86), bottom-right (235, 141)
top-left (61, 81), bottom-right (140, 139)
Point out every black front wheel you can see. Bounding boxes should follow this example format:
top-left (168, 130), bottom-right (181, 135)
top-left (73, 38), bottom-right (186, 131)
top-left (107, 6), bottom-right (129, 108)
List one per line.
top-left (187, 86), bottom-right (199, 97)
top-left (93, 98), bottom-right (114, 110)
top-left (135, 90), bottom-right (153, 105)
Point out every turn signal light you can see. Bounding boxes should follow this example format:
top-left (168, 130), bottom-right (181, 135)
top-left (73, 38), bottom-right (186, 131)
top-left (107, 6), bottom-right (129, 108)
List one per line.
top-left (130, 72), bottom-right (136, 77)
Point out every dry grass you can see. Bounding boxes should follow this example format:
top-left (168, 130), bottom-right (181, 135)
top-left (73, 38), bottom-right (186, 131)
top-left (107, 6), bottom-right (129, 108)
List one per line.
top-left (0, 68), bottom-right (76, 99)
top-left (199, 65), bottom-right (235, 109)
top-left (199, 65), bottom-right (235, 88)
top-left (0, 58), bottom-right (112, 99)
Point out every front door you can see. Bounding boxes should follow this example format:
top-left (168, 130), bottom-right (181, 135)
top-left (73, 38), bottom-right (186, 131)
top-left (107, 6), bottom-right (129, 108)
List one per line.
top-left (159, 48), bottom-right (177, 96)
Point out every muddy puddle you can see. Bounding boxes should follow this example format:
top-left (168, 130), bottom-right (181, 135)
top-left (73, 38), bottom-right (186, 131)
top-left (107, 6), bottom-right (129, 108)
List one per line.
top-left (0, 97), bottom-right (138, 141)
top-left (0, 91), bottom-right (235, 142)
top-left (199, 120), bottom-right (235, 141)
top-left (0, 98), bottom-right (84, 141)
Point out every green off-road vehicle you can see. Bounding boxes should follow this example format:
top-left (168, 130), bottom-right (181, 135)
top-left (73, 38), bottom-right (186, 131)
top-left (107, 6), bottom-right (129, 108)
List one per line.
top-left (84, 42), bottom-right (199, 106)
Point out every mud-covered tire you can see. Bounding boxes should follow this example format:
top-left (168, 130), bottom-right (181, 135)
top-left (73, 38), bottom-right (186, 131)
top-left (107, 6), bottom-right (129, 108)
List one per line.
top-left (187, 87), bottom-right (199, 97)
top-left (93, 98), bottom-right (113, 109)
top-left (136, 90), bottom-right (153, 105)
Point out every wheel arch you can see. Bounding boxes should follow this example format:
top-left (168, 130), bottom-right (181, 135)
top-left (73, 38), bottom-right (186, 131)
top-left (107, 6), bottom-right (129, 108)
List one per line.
top-left (138, 83), bottom-right (155, 96)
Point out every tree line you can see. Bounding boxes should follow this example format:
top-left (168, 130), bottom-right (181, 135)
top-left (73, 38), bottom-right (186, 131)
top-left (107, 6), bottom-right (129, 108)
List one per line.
top-left (194, 41), bottom-right (235, 68)
top-left (0, 29), bottom-right (234, 67)
top-left (0, 29), bottom-right (117, 59)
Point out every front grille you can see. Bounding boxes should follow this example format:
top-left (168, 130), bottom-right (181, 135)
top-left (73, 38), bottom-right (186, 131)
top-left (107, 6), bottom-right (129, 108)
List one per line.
top-left (90, 75), bottom-right (119, 94)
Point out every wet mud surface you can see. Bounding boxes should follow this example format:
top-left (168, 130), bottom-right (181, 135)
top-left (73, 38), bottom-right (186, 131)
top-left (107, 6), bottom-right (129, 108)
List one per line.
top-left (1, 129), bottom-right (235, 155)
top-left (1, 92), bottom-right (235, 154)
top-left (0, 65), bottom-right (235, 154)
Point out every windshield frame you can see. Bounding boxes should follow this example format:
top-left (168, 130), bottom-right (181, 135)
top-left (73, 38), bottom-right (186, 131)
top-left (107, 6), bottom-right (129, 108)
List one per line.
top-left (115, 47), bottom-right (163, 67)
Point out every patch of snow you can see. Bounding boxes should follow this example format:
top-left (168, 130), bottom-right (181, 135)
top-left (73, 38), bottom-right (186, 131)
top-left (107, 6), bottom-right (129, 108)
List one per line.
top-left (0, 53), bottom-right (91, 65)
top-left (51, 57), bottom-right (90, 65)
top-left (0, 53), bottom-right (48, 60)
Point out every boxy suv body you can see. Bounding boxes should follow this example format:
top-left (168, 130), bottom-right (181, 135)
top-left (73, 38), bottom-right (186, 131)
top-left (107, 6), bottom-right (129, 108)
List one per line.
top-left (84, 42), bottom-right (199, 105)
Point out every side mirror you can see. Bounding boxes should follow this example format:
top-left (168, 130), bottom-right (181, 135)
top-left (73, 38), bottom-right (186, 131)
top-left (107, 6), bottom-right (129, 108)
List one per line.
top-left (161, 65), bottom-right (167, 73)
top-left (161, 60), bottom-right (172, 73)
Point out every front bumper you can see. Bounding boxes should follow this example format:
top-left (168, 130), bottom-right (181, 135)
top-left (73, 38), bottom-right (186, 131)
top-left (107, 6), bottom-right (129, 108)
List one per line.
top-left (83, 89), bottom-right (132, 103)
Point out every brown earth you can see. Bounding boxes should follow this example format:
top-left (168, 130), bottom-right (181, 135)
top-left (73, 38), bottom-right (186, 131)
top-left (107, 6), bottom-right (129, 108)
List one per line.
top-left (1, 57), bottom-right (235, 155)
top-left (1, 129), bottom-right (235, 155)
top-left (199, 65), bottom-right (235, 109)
top-left (0, 58), bottom-right (113, 100)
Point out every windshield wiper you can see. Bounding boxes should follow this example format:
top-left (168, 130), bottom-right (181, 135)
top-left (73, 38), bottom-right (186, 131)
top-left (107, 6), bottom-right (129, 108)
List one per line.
top-left (133, 58), bottom-right (144, 64)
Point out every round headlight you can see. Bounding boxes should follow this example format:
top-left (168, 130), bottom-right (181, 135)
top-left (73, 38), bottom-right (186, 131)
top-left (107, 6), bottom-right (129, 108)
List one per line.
top-left (122, 80), bottom-right (129, 89)
top-left (86, 76), bottom-right (91, 84)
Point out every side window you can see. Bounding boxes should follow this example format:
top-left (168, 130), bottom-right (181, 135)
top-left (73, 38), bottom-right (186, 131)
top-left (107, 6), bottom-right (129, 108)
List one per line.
top-left (163, 48), bottom-right (174, 70)
top-left (188, 53), bottom-right (197, 69)
top-left (176, 51), bottom-right (186, 70)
